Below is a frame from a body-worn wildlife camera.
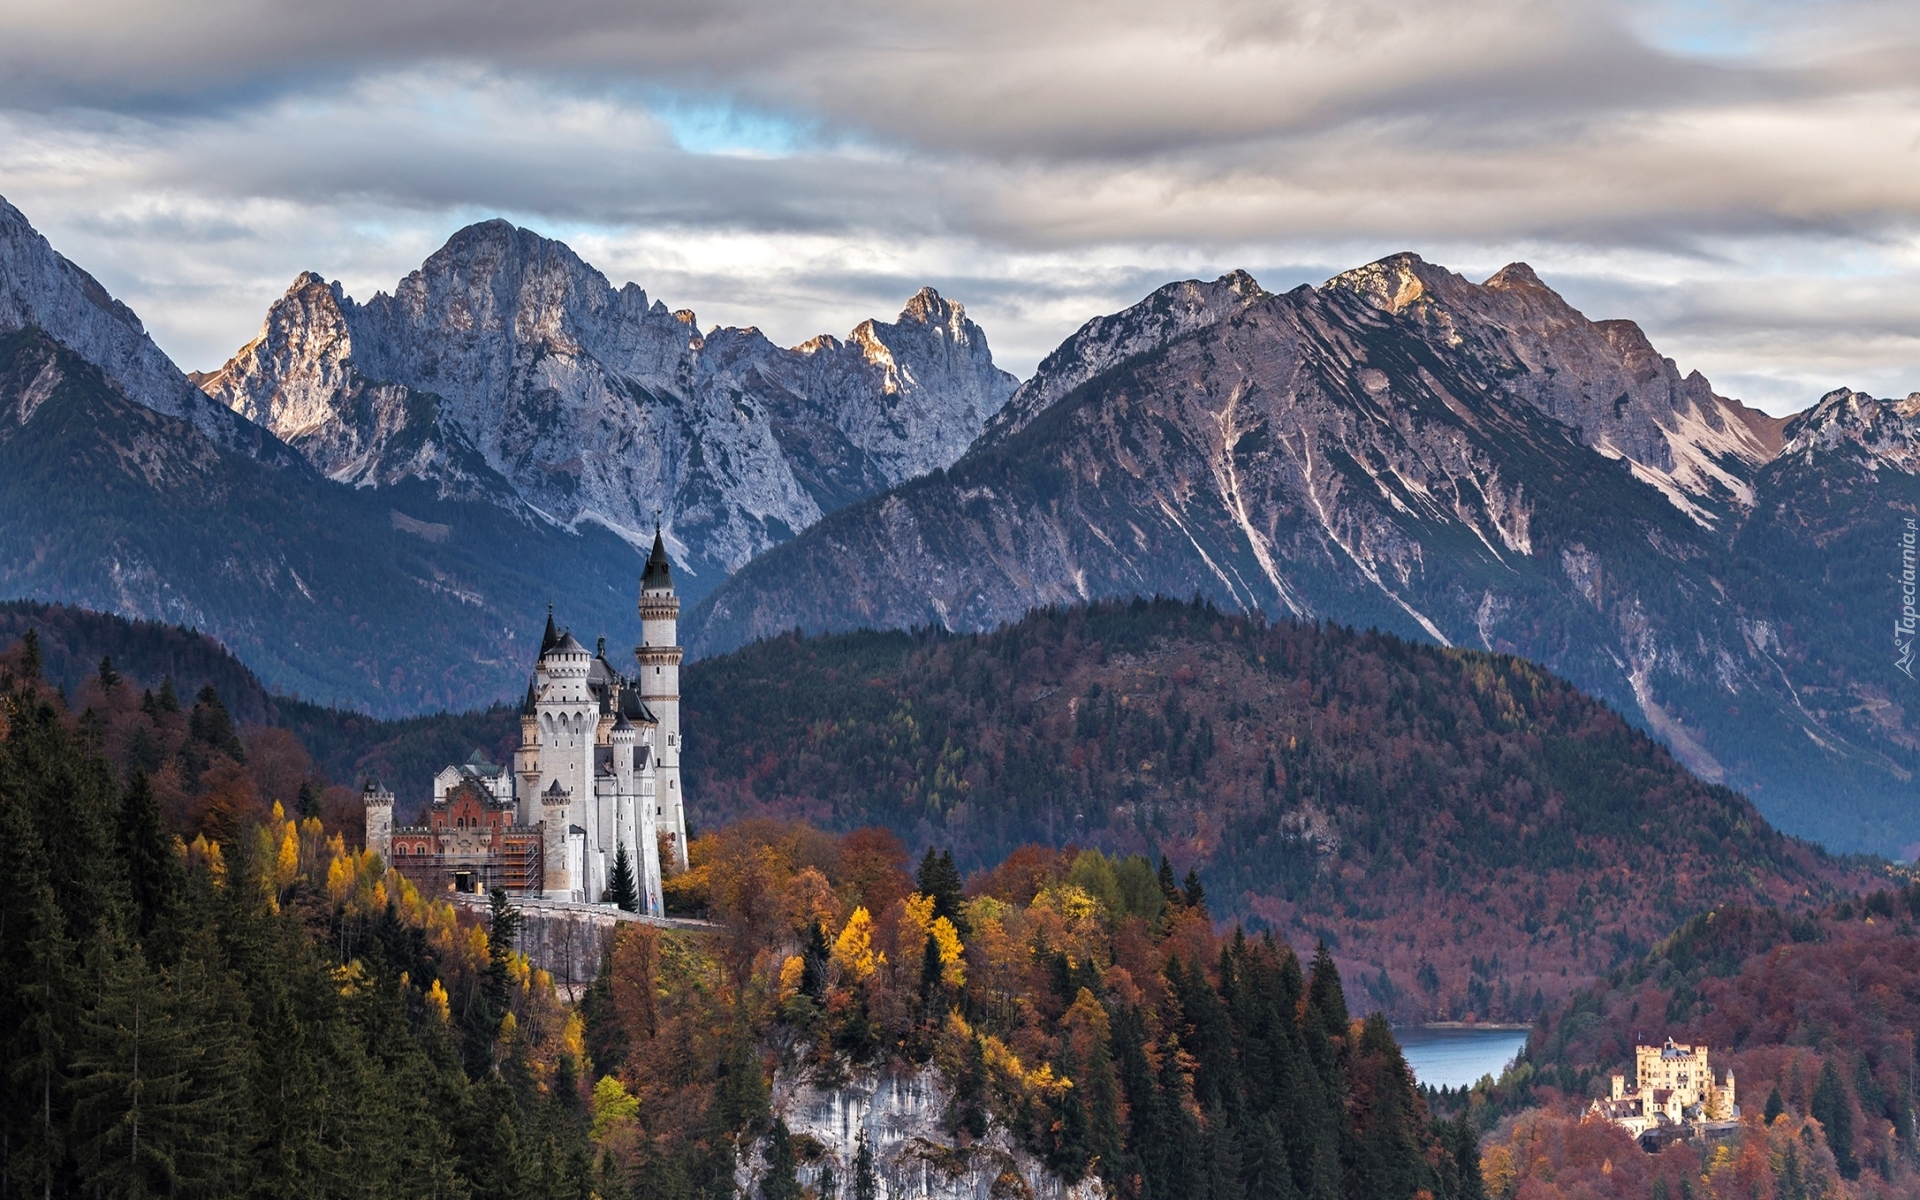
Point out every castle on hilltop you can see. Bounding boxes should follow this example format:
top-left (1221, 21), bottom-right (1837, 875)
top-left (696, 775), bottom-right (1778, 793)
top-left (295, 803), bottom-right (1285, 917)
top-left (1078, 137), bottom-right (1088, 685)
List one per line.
top-left (363, 531), bottom-right (689, 914)
top-left (1587, 1039), bottom-right (1738, 1142)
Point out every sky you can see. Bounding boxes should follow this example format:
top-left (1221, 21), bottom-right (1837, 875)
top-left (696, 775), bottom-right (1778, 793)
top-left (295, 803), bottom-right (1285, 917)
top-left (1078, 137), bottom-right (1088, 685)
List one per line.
top-left (2, 0), bottom-right (1919, 413)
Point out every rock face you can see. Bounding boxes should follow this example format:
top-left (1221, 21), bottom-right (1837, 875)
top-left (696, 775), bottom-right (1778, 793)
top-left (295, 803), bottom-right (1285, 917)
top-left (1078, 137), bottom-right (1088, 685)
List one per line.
top-left (756, 1066), bottom-right (1099, 1200)
top-left (689, 255), bottom-right (1920, 858)
top-left (0, 195), bottom-right (288, 460)
top-left (196, 222), bottom-right (1017, 602)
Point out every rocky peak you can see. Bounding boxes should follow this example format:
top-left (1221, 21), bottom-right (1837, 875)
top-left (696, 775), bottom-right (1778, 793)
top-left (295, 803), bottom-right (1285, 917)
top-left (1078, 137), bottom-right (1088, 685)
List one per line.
top-left (1323, 252), bottom-right (1461, 314)
top-left (198, 271), bottom-right (357, 435)
top-left (1778, 388), bottom-right (1920, 473)
top-left (199, 222), bottom-right (1017, 592)
top-left (978, 269), bottom-right (1267, 446)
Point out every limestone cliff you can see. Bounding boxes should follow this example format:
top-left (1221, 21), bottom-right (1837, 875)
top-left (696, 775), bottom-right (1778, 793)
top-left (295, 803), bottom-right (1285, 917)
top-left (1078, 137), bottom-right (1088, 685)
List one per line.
top-left (750, 1066), bottom-right (1100, 1200)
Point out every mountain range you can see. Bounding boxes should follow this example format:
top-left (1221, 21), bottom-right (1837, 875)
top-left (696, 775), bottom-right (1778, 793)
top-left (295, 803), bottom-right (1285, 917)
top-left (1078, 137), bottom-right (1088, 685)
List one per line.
top-left (192, 220), bottom-right (1015, 599)
top-left (686, 258), bottom-right (1920, 857)
top-left (3, 191), bottom-right (1918, 855)
top-left (0, 196), bottom-right (1008, 710)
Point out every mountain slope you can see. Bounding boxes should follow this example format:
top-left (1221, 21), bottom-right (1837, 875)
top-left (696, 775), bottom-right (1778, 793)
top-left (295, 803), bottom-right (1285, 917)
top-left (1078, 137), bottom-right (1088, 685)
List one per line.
top-left (0, 196), bottom-right (289, 459)
top-left (195, 223), bottom-right (1017, 601)
top-left (687, 257), bottom-right (1920, 857)
top-left (0, 325), bottom-right (645, 713)
top-left (679, 599), bottom-right (1874, 1022)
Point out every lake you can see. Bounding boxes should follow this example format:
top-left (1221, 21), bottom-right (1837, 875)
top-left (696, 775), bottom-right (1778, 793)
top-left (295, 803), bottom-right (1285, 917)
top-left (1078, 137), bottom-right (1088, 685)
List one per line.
top-left (1395, 1025), bottom-right (1530, 1090)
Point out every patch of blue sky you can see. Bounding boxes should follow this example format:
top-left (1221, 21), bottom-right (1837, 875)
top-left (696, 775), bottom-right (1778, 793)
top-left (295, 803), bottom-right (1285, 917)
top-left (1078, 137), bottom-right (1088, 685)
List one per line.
top-left (1624, 0), bottom-right (1782, 59)
top-left (649, 96), bottom-right (819, 158)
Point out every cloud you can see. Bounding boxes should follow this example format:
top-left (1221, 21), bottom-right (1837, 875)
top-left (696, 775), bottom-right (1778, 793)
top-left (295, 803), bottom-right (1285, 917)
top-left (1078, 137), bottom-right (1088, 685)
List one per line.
top-left (0, 0), bottom-right (1917, 408)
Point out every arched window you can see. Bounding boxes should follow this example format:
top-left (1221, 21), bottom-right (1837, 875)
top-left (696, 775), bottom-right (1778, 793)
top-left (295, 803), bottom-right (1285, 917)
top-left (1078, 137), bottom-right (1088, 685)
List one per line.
top-left (396, 844), bottom-right (407, 856)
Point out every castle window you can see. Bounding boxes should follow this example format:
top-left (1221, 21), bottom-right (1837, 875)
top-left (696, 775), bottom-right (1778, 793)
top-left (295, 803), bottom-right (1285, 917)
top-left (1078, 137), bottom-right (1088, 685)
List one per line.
top-left (396, 845), bottom-right (407, 856)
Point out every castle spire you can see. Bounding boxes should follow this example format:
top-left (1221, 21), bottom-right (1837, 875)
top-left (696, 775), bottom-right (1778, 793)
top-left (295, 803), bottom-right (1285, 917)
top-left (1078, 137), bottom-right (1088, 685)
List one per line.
top-left (642, 524), bottom-right (674, 590)
top-left (540, 602), bottom-right (559, 654)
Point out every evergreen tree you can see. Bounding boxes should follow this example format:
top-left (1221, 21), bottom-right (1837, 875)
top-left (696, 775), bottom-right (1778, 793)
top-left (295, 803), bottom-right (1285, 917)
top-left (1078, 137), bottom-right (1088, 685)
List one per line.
top-left (20, 626), bottom-right (40, 679)
top-left (760, 1119), bottom-right (801, 1200)
top-left (1183, 867), bottom-right (1207, 913)
top-left (1305, 942), bottom-right (1349, 1043)
top-left (296, 778), bottom-right (324, 821)
top-left (155, 676), bottom-right (180, 713)
top-left (97, 655), bottom-right (120, 692)
top-left (119, 770), bottom-right (181, 939)
top-left (798, 920), bottom-right (830, 1002)
top-left (915, 848), bottom-right (968, 935)
top-left (1347, 1014), bottom-right (1429, 1200)
top-left (946, 1034), bottom-right (988, 1142)
top-left (1765, 1084), bottom-right (1787, 1124)
top-left (1243, 1113), bottom-right (1297, 1200)
top-left (1812, 1059), bottom-right (1857, 1178)
top-left (188, 685), bottom-right (245, 762)
top-left (853, 1128), bottom-right (877, 1200)
top-left (818, 1162), bottom-right (838, 1200)
top-left (1158, 855), bottom-right (1183, 908)
top-left (609, 842), bottom-right (640, 912)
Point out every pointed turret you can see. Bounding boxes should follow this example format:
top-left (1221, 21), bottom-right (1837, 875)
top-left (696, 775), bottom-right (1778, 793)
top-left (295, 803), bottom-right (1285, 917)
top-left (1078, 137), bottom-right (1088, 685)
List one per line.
top-left (540, 603), bottom-right (560, 654)
top-left (642, 525), bottom-right (674, 590)
top-left (521, 675), bottom-right (538, 716)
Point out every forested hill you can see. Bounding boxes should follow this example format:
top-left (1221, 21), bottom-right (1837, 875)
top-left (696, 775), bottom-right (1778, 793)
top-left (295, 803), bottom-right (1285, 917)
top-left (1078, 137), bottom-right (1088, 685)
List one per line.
top-left (1466, 879), bottom-right (1920, 1200)
top-left (682, 599), bottom-right (1880, 1023)
top-left (0, 600), bottom-right (280, 723)
top-left (0, 597), bottom-right (1883, 1025)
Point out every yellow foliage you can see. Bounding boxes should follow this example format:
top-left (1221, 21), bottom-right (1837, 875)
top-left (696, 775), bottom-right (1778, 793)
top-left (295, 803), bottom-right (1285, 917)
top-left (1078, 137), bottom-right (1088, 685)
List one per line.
top-left (562, 1010), bottom-right (586, 1064)
top-left (590, 1075), bottom-right (640, 1141)
top-left (832, 906), bottom-right (877, 980)
top-left (186, 835), bottom-right (227, 887)
top-left (467, 925), bottom-right (490, 965)
top-left (276, 827), bottom-right (299, 890)
top-left (1035, 883), bottom-right (1099, 923)
top-left (499, 1011), bottom-right (518, 1043)
top-left (332, 960), bottom-right (371, 996)
top-left (930, 916), bottom-right (965, 988)
top-left (272, 800), bottom-right (285, 824)
top-left (778, 955), bottom-right (806, 1002)
top-left (508, 952), bottom-right (532, 989)
top-left (426, 979), bottom-right (451, 1023)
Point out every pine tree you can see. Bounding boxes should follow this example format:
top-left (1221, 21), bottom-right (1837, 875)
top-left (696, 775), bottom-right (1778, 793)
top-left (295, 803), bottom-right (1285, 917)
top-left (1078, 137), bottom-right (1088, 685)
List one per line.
top-left (853, 1128), bottom-right (877, 1200)
top-left (1242, 1113), bottom-right (1297, 1200)
top-left (97, 655), bottom-right (120, 692)
top-left (818, 1163), bottom-right (838, 1200)
top-left (609, 842), bottom-right (640, 912)
top-left (1765, 1085), bottom-right (1786, 1124)
top-left (120, 770), bottom-right (182, 939)
top-left (1812, 1060), bottom-right (1858, 1178)
top-left (915, 848), bottom-right (968, 935)
top-left (20, 626), bottom-right (41, 679)
top-left (296, 778), bottom-right (324, 822)
top-left (155, 676), bottom-right (180, 713)
top-left (760, 1119), bottom-right (801, 1200)
top-left (1305, 942), bottom-right (1348, 1043)
top-left (1158, 855), bottom-right (1183, 908)
top-left (188, 685), bottom-right (245, 762)
top-left (1183, 867), bottom-right (1207, 913)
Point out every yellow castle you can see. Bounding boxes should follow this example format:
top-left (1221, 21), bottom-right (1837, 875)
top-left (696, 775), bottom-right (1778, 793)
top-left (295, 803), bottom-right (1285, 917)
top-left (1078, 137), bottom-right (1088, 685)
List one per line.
top-left (1586, 1039), bottom-right (1737, 1136)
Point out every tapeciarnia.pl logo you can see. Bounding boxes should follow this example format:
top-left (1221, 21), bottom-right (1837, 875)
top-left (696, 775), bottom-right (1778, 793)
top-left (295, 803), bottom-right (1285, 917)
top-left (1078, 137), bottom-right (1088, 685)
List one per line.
top-left (1899, 517), bottom-right (1918, 679)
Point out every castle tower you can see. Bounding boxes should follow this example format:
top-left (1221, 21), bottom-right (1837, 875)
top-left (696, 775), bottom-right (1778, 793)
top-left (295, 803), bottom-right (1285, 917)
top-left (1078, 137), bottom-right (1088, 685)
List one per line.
top-left (363, 783), bottom-right (394, 863)
top-left (637, 527), bottom-right (688, 868)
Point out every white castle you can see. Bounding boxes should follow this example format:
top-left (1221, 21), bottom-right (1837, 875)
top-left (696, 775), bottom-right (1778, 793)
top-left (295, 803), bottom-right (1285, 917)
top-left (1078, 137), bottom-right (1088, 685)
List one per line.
top-left (363, 530), bottom-right (688, 914)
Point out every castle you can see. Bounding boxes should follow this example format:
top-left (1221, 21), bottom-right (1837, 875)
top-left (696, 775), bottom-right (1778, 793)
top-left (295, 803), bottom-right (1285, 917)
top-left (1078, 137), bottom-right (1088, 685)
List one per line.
top-left (363, 531), bottom-right (688, 915)
top-left (1587, 1039), bottom-right (1738, 1139)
